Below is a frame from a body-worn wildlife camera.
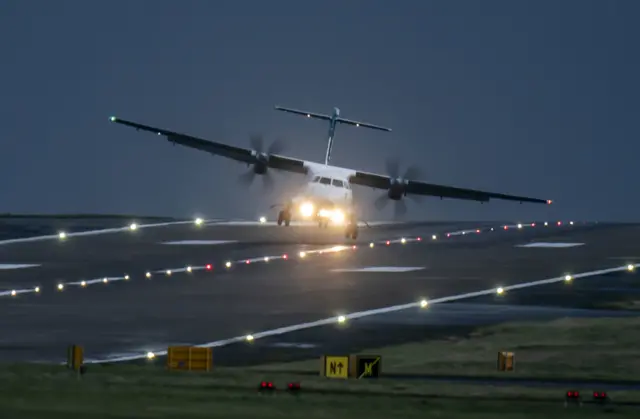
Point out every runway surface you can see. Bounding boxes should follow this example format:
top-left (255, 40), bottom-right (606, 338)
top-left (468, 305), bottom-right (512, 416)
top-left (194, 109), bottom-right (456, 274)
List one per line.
top-left (1, 218), bottom-right (639, 367)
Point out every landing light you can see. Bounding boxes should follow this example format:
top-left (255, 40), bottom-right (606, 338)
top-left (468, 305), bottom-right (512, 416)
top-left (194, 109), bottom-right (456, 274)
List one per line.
top-left (369, 242), bottom-right (374, 248)
top-left (186, 266), bottom-right (192, 273)
top-left (331, 210), bottom-right (345, 224)
top-left (299, 251), bottom-right (306, 258)
top-left (544, 222), bottom-right (548, 226)
top-left (264, 257), bottom-right (270, 262)
top-left (166, 270), bottom-right (172, 276)
top-left (300, 202), bottom-right (314, 218)
top-left (124, 274), bottom-right (130, 280)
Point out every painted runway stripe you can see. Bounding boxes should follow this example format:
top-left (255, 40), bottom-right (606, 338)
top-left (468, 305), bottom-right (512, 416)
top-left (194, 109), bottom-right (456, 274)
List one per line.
top-left (161, 240), bottom-right (238, 245)
top-left (0, 219), bottom-right (217, 246)
top-left (85, 262), bottom-right (637, 364)
top-left (0, 264), bottom-right (40, 270)
top-left (331, 267), bottom-right (425, 273)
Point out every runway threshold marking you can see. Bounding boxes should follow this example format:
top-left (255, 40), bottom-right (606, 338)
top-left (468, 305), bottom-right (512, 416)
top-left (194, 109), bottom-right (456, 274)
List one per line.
top-left (85, 262), bottom-right (636, 364)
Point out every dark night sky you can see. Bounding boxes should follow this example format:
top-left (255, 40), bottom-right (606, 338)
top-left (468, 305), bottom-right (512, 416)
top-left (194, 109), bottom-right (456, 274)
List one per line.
top-left (1, 0), bottom-right (638, 222)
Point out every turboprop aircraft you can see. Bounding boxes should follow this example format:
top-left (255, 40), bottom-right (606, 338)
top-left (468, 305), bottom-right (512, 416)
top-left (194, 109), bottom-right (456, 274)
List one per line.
top-left (109, 106), bottom-right (551, 240)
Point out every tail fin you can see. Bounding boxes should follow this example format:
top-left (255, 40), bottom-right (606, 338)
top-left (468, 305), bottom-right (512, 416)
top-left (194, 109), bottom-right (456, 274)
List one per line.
top-left (274, 105), bottom-right (391, 165)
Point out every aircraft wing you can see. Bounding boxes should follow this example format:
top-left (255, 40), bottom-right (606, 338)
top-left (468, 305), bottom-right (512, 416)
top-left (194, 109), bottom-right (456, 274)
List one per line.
top-left (349, 170), bottom-right (551, 204)
top-left (109, 116), bottom-right (308, 174)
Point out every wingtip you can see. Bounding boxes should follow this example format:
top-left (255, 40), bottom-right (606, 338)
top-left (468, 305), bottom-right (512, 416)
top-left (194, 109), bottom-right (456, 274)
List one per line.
top-left (109, 116), bottom-right (117, 122)
top-left (547, 199), bottom-right (553, 205)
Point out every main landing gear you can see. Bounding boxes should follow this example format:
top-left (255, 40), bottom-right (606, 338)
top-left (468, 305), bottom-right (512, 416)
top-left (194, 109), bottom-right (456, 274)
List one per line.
top-left (344, 215), bottom-right (358, 240)
top-left (277, 208), bottom-right (291, 226)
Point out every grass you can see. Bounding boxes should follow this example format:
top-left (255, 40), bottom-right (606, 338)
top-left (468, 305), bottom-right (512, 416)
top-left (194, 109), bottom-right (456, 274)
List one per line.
top-left (2, 316), bottom-right (640, 418)
top-left (255, 317), bottom-right (640, 382)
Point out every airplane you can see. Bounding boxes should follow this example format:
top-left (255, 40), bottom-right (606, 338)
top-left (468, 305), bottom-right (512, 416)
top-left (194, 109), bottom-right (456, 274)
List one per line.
top-left (108, 106), bottom-right (552, 240)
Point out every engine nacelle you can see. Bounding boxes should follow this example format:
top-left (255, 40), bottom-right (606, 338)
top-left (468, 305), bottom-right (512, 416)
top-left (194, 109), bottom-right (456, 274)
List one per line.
top-left (387, 178), bottom-right (407, 200)
top-left (252, 153), bottom-right (269, 175)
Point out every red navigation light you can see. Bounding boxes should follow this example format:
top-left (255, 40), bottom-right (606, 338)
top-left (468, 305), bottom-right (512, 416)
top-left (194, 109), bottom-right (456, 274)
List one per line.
top-left (205, 264), bottom-right (212, 270)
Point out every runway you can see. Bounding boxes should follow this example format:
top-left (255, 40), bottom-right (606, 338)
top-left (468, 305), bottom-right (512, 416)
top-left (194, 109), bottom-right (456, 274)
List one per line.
top-left (1, 218), bottom-right (639, 365)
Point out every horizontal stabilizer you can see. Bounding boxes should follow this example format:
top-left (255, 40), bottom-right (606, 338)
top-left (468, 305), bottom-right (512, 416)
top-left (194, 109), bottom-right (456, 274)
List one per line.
top-left (274, 106), bottom-right (392, 132)
top-left (274, 106), bottom-right (331, 121)
top-left (336, 117), bottom-right (391, 132)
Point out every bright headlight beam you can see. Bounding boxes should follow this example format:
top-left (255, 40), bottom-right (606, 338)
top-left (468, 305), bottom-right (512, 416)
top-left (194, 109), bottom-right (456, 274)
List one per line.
top-left (300, 202), bottom-right (314, 218)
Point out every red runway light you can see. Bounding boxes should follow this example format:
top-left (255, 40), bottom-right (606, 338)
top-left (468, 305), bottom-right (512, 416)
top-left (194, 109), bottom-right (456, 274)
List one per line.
top-left (447, 233), bottom-right (451, 237)
top-left (417, 237), bottom-right (421, 241)
top-left (504, 226), bottom-right (508, 230)
top-left (205, 264), bottom-right (212, 270)
top-left (476, 229), bottom-right (480, 233)
top-left (557, 221), bottom-right (562, 226)
top-left (283, 254), bottom-right (288, 259)
top-left (386, 241), bottom-right (390, 245)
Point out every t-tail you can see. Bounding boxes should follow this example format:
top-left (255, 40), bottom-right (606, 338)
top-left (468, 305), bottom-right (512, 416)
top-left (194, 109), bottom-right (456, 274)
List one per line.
top-left (274, 105), bottom-right (391, 166)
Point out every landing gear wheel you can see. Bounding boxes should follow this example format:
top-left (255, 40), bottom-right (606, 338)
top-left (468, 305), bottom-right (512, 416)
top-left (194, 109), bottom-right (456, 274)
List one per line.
top-left (278, 210), bottom-right (291, 227)
top-left (345, 224), bottom-right (358, 240)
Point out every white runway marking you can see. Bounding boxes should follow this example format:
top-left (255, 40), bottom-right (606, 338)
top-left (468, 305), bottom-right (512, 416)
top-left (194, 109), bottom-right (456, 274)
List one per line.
top-left (516, 242), bottom-right (584, 248)
top-left (331, 267), bottom-right (425, 273)
top-left (161, 240), bottom-right (237, 245)
top-left (206, 220), bottom-right (397, 227)
top-left (0, 264), bottom-right (40, 270)
top-left (0, 219), bottom-right (214, 246)
top-left (86, 262), bottom-right (633, 364)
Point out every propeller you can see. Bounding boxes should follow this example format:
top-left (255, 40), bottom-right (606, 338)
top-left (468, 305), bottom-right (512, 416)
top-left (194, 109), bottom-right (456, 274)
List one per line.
top-left (373, 158), bottom-right (423, 219)
top-left (237, 134), bottom-right (287, 191)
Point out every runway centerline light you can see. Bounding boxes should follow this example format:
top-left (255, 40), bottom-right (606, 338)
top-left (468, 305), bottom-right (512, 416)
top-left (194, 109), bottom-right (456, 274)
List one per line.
top-left (259, 216), bottom-right (267, 223)
top-left (129, 223), bottom-right (137, 231)
top-left (628, 264), bottom-right (635, 272)
top-left (565, 274), bottom-right (572, 282)
top-left (420, 299), bottom-right (428, 308)
top-left (337, 315), bottom-right (346, 323)
top-left (58, 231), bottom-right (67, 240)
top-left (496, 287), bottom-right (504, 295)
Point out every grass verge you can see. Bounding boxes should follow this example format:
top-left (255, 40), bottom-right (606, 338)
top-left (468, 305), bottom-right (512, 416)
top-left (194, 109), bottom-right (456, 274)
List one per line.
top-left (2, 316), bottom-right (640, 418)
